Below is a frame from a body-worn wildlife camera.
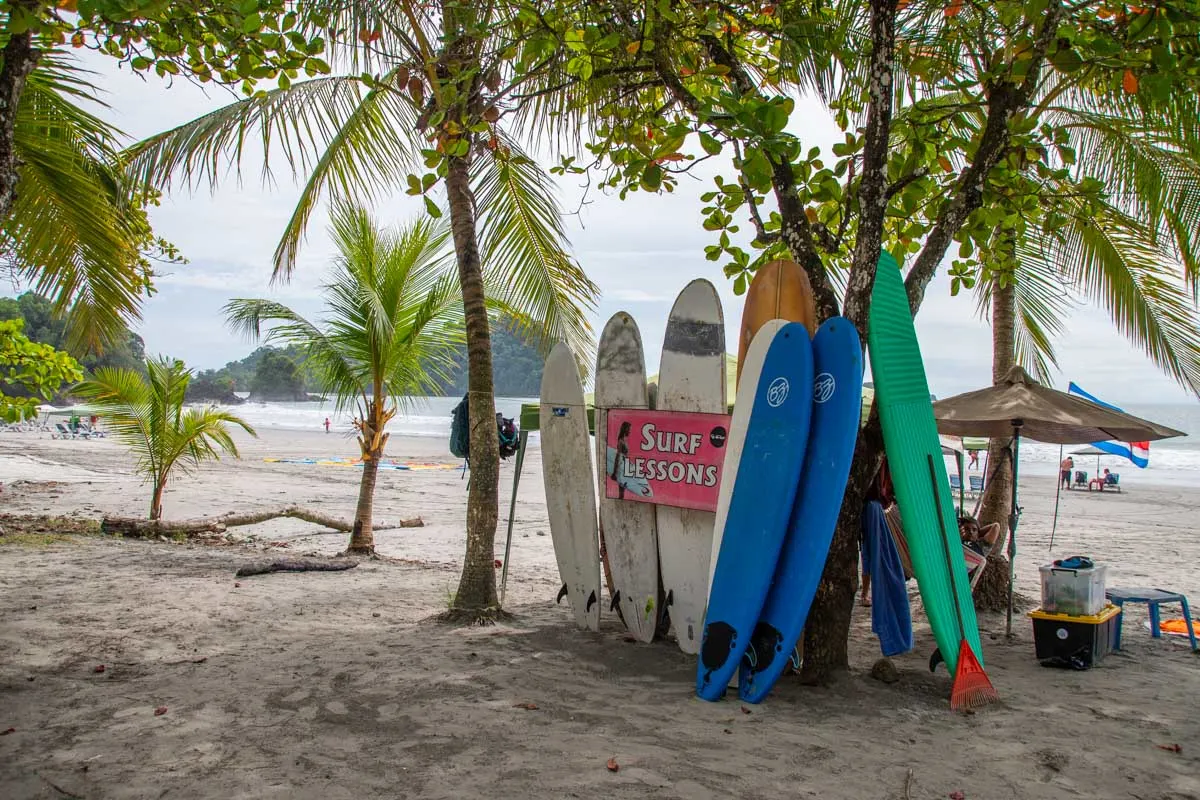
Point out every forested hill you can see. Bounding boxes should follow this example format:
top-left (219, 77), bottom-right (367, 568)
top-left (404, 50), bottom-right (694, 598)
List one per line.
top-left (431, 326), bottom-right (544, 397)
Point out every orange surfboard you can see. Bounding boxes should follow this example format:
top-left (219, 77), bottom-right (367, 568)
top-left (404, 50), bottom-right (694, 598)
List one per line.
top-left (736, 260), bottom-right (817, 388)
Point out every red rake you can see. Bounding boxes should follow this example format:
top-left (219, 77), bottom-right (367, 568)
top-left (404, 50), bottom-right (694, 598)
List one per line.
top-left (927, 454), bottom-right (999, 712)
top-left (949, 639), bottom-right (998, 711)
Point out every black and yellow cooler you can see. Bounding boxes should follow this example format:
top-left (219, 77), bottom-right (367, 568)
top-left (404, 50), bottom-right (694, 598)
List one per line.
top-left (1028, 605), bottom-right (1121, 669)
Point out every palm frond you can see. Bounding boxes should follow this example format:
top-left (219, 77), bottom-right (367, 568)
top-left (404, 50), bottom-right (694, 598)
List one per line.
top-left (473, 138), bottom-right (598, 365)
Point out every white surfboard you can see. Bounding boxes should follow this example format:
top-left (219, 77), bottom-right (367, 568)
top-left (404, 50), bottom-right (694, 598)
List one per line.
top-left (655, 280), bottom-right (727, 654)
top-left (594, 313), bottom-right (660, 643)
top-left (540, 343), bottom-right (601, 631)
top-left (708, 319), bottom-right (788, 592)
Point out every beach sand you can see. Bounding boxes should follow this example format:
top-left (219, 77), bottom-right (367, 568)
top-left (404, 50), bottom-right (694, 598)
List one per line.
top-left (2, 427), bottom-right (1199, 799)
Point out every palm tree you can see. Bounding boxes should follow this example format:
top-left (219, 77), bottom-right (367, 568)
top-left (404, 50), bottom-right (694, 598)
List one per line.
top-left (125, 2), bottom-right (598, 619)
top-left (225, 202), bottom-right (463, 554)
top-left (3, 51), bottom-right (169, 352)
top-left (74, 356), bottom-right (256, 520)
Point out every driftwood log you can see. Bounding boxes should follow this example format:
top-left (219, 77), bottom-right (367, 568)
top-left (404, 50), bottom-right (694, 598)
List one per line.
top-left (235, 558), bottom-right (358, 577)
top-left (100, 507), bottom-right (424, 538)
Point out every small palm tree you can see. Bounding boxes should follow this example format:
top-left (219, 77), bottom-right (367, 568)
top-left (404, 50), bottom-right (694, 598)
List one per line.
top-left (225, 202), bottom-right (462, 554)
top-left (74, 356), bottom-right (256, 520)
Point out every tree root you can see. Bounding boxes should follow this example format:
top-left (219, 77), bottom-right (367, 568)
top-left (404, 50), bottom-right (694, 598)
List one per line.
top-left (235, 558), bottom-right (358, 577)
top-left (437, 606), bottom-right (514, 627)
top-left (101, 507), bottom-right (424, 538)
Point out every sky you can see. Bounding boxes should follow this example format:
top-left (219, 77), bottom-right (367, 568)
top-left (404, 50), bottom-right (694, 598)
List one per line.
top-left (5, 52), bottom-right (1198, 406)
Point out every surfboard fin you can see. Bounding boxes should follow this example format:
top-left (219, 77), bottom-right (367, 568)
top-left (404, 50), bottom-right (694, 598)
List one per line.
top-left (665, 589), bottom-right (674, 607)
top-left (742, 647), bottom-right (758, 669)
top-left (609, 590), bottom-right (622, 612)
top-left (556, 583), bottom-right (568, 604)
top-left (789, 647), bottom-right (803, 671)
top-left (586, 590), bottom-right (597, 613)
top-left (929, 648), bottom-right (944, 674)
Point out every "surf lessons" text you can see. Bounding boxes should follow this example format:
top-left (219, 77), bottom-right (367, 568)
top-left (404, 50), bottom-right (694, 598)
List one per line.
top-left (621, 423), bottom-right (719, 486)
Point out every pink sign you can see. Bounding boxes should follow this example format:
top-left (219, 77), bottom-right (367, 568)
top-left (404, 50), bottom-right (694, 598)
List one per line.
top-left (603, 409), bottom-right (732, 512)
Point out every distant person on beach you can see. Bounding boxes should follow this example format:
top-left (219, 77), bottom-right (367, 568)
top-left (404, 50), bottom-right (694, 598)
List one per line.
top-left (968, 449), bottom-right (979, 470)
top-left (1060, 456), bottom-right (1074, 490)
top-left (324, 417), bottom-right (331, 434)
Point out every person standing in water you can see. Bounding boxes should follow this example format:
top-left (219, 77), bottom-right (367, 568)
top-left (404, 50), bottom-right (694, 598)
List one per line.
top-left (324, 417), bottom-right (331, 434)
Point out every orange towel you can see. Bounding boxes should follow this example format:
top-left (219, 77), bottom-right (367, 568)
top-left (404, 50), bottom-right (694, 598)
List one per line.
top-left (1159, 618), bottom-right (1200, 637)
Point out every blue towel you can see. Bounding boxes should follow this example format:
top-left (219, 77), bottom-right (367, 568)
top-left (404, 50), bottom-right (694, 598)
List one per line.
top-left (861, 500), bottom-right (913, 657)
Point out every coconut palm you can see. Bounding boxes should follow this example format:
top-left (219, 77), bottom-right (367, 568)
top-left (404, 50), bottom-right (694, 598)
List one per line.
top-left (226, 202), bottom-right (463, 554)
top-left (125, 1), bottom-right (598, 619)
top-left (74, 356), bottom-right (256, 520)
top-left (3, 51), bottom-right (167, 352)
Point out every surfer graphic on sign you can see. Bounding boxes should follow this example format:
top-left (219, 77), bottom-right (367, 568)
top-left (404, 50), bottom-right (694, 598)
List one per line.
top-left (606, 421), bottom-right (654, 500)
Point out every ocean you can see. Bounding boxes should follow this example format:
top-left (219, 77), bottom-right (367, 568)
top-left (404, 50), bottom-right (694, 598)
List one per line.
top-left (221, 395), bottom-right (1200, 487)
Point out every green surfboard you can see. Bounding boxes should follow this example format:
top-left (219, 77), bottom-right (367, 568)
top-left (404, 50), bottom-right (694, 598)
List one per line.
top-left (867, 252), bottom-right (983, 674)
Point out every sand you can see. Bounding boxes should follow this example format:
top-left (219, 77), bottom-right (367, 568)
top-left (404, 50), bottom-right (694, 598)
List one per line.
top-left (2, 426), bottom-right (1199, 799)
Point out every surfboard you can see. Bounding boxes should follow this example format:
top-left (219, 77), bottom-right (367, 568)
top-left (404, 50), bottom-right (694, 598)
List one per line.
top-left (738, 316), bottom-right (864, 702)
top-left (867, 252), bottom-right (983, 674)
top-left (698, 320), bottom-right (814, 701)
top-left (736, 260), bottom-right (817, 388)
top-left (594, 313), bottom-right (660, 643)
top-left (656, 279), bottom-right (728, 655)
top-left (540, 343), bottom-right (601, 631)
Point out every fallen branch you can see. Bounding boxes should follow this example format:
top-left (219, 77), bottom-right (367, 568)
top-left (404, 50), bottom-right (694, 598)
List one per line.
top-left (235, 558), bottom-right (358, 577)
top-left (100, 507), bottom-right (424, 538)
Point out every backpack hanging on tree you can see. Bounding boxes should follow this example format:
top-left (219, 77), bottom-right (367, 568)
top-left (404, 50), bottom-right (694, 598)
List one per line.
top-left (449, 395), bottom-right (470, 460)
top-left (498, 415), bottom-right (520, 459)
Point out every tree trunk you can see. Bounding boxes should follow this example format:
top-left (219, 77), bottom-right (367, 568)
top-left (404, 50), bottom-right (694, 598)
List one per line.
top-left (974, 275), bottom-right (1015, 610)
top-left (798, 0), bottom-right (895, 683)
top-left (348, 450), bottom-right (381, 553)
top-left (445, 150), bottom-right (501, 621)
top-left (0, 21), bottom-right (38, 225)
top-left (150, 480), bottom-right (166, 521)
top-left (801, 411), bottom-right (884, 682)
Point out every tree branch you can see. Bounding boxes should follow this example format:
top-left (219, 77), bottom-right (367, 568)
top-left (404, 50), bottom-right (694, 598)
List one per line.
top-left (100, 507), bottom-right (424, 537)
top-left (904, 0), bottom-right (1066, 315)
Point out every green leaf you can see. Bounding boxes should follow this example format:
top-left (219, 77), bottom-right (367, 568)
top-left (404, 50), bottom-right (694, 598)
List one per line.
top-left (424, 196), bottom-right (442, 218)
top-left (242, 12), bottom-right (263, 34)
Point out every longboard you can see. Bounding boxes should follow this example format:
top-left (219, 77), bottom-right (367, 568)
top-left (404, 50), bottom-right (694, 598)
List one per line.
top-left (540, 343), bottom-right (601, 631)
top-left (595, 313), bottom-right (660, 643)
top-left (698, 320), bottom-right (813, 701)
top-left (736, 260), bottom-right (817, 387)
top-left (867, 253), bottom-right (983, 674)
top-left (656, 279), bottom-right (728, 654)
top-left (739, 316), bottom-right (864, 702)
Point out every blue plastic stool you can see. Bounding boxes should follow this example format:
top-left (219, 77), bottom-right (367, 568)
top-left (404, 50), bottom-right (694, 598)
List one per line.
top-left (1105, 587), bottom-right (1199, 652)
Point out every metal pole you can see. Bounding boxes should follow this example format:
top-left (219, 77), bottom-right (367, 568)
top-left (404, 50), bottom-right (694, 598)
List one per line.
top-left (498, 429), bottom-right (529, 608)
top-left (1006, 424), bottom-right (1022, 638)
top-left (1049, 445), bottom-right (1063, 551)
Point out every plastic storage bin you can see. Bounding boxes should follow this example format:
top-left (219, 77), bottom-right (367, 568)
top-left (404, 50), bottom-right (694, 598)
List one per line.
top-left (1029, 605), bottom-right (1121, 669)
top-left (1039, 563), bottom-right (1108, 617)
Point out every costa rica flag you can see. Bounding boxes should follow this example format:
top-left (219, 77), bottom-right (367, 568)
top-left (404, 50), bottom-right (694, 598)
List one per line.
top-left (1067, 382), bottom-right (1150, 468)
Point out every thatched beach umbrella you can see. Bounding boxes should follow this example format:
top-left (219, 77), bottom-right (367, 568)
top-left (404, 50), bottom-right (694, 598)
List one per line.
top-left (933, 365), bottom-right (1184, 635)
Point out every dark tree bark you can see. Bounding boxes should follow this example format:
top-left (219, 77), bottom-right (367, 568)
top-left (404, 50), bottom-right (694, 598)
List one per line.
top-left (799, 0), bottom-right (896, 683)
top-left (0, 18), bottom-right (38, 225)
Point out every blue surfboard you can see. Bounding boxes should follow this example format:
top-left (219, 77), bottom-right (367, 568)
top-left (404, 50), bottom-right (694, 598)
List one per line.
top-left (738, 316), bottom-right (864, 702)
top-left (696, 321), bottom-right (814, 701)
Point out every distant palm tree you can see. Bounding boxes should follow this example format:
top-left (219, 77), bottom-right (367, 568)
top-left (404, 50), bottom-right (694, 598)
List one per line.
top-left (225, 202), bottom-right (462, 554)
top-left (74, 357), bottom-right (256, 520)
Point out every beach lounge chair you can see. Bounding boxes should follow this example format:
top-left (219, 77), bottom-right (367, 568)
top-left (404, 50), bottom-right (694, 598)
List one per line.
top-left (53, 422), bottom-right (75, 439)
top-left (949, 474), bottom-right (962, 492)
top-left (967, 475), bottom-right (984, 497)
top-left (1105, 473), bottom-right (1121, 492)
top-left (1073, 470), bottom-right (1088, 489)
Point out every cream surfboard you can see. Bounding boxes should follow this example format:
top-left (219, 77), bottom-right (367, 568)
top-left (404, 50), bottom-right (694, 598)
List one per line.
top-left (540, 343), bottom-right (600, 631)
top-left (656, 280), bottom-right (727, 654)
top-left (595, 313), bottom-right (659, 642)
